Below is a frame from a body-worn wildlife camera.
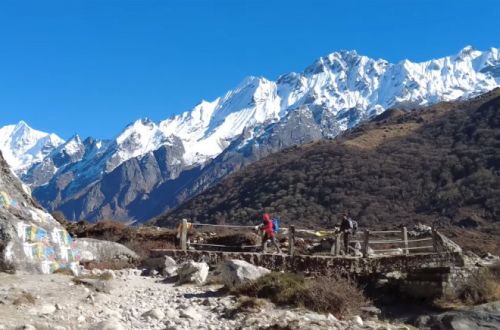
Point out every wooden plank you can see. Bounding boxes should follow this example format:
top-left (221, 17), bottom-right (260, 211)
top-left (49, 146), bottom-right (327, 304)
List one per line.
top-left (362, 230), bottom-right (370, 258)
top-left (288, 225), bottom-right (295, 256)
top-left (432, 228), bottom-right (438, 253)
top-left (333, 233), bottom-right (341, 256)
top-left (368, 239), bottom-right (404, 244)
top-left (402, 227), bottom-right (409, 255)
top-left (181, 218), bottom-right (188, 251)
top-left (369, 230), bottom-right (401, 234)
top-left (372, 246), bottom-right (434, 252)
top-left (192, 223), bottom-right (255, 229)
top-left (407, 237), bottom-right (433, 243)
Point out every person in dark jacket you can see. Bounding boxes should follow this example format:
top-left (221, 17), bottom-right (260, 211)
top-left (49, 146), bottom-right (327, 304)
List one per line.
top-left (340, 214), bottom-right (357, 254)
top-left (258, 213), bottom-right (281, 253)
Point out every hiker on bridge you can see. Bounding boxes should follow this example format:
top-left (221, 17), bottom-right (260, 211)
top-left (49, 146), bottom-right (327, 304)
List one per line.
top-left (257, 213), bottom-right (281, 254)
top-left (340, 213), bottom-right (358, 254)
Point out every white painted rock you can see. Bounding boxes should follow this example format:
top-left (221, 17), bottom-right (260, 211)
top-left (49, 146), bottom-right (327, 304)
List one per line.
top-left (217, 259), bottom-right (271, 288)
top-left (0, 152), bottom-right (80, 275)
top-left (177, 261), bottom-right (209, 285)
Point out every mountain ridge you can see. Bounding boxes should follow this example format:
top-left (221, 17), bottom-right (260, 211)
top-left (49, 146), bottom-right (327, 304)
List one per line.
top-left (1, 46), bottom-right (499, 222)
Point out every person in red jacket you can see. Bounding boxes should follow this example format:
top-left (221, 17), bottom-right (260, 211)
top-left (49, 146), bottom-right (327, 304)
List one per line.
top-left (258, 213), bottom-right (281, 253)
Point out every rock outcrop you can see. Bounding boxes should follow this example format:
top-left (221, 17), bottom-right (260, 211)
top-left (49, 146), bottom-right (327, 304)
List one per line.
top-left (416, 301), bottom-right (500, 329)
top-left (74, 238), bottom-right (138, 264)
top-left (0, 151), bottom-right (79, 274)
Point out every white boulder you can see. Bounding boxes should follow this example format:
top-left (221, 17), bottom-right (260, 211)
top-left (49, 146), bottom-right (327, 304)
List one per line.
top-left (217, 259), bottom-right (270, 288)
top-left (177, 261), bottom-right (209, 285)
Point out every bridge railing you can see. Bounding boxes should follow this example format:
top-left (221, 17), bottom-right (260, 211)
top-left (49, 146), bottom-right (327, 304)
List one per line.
top-left (177, 219), bottom-right (438, 258)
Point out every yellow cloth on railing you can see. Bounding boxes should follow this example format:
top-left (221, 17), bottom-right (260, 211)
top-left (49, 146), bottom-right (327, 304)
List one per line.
top-left (176, 222), bottom-right (194, 238)
top-left (314, 230), bottom-right (338, 237)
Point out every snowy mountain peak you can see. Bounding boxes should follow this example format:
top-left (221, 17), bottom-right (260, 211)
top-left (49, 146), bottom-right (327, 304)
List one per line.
top-left (0, 121), bottom-right (64, 174)
top-left (60, 134), bottom-right (84, 156)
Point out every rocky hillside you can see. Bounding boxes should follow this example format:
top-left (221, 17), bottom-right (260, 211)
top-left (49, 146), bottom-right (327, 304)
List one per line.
top-left (156, 89), bottom-right (500, 254)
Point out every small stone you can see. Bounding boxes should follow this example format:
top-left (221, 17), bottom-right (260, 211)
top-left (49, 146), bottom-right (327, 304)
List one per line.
top-left (20, 325), bottom-right (36, 330)
top-left (352, 315), bottom-right (364, 326)
top-left (327, 313), bottom-right (339, 322)
top-left (142, 308), bottom-right (165, 320)
top-left (38, 303), bottom-right (57, 315)
top-left (102, 270), bottom-right (116, 279)
top-left (360, 306), bottom-right (382, 317)
top-left (78, 315), bottom-right (86, 323)
top-left (91, 317), bottom-right (126, 330)
top-left (179, 307), bottom-right (201, 321)
top-left (55, 303), bottom-right (63, 310)
top-left (165, 307), bottom-right (178, 319)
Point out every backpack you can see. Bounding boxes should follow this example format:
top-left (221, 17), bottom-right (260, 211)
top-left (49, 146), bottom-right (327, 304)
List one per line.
top-left (349, 218), bottom-right (358, 233)
top-left (272, 217), bottom-right (280, 233)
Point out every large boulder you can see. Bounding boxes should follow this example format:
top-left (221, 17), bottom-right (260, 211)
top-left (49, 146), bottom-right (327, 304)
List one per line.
top-left (177, 260), bottom-right (209, 285)
top-left (217, 259), bottom-right (270, 288)
top-left (416, 301), bottom-right (500, 329)
top-left (74, 238), bottom-right (139, 264)
top-left (142, 255), bottom-right (177, 277)
top-left (0, 152), bottom-right (79, 274)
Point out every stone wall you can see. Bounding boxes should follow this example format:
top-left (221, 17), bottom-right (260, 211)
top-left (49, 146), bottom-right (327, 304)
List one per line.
top-left (150, 249), bottom-right (464, 276)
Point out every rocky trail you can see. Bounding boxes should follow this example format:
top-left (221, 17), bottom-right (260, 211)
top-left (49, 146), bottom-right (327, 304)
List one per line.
top-left (0, 269), bottom-right (413, 330)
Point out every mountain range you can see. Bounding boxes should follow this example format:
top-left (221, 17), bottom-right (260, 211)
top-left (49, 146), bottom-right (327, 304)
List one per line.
top-left (0, 46), bottom-right (499, 223)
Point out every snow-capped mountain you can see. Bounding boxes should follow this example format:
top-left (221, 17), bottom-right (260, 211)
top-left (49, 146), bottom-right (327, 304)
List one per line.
top-left (115, 45), bottom-right (500, 170)
top-left (0, 121), bottom-right (64, 175)
top-left (14, 46), bottom-right (500, 222)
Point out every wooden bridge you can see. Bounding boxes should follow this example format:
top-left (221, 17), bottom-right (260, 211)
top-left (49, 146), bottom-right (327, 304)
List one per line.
top-left (153, 220), bottom-right (466, 285)
top-left (151, 221), bottom-right (469, 299)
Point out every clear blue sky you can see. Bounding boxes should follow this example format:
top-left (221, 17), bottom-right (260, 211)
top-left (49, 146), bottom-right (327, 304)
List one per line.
top-left (0, 0), bottom-right (498, 140)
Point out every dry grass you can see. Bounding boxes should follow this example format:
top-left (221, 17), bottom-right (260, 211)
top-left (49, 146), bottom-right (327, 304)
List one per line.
top-left (297, 276), bottom-right (367, 316)
top-left (56, 217), bottom-right (178, 260)
top-left (232, 272), bottom-right (367, 317)
top-left (81, 260), bottom-right (133, 271)
top-left (344, 123), bottom-right (421, 150)
top-left (12, 292), bottom-right (36, 306)
top-left (124, 240), bottom-right (176, 260)
top-left (53, 267), bottom-right (76, 276)
top-left (224, 296), bottom-right (269, 318)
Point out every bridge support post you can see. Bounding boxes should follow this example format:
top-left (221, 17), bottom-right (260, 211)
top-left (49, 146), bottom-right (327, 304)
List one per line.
top-left (180, 218), bottom-right (188, 252)
top-left (432, 228), bottom-right (438, 253)
top-left (362, 230), bottom-right (370, 258)
top-left (402, 227), bottom-right (409, 255)
top-left (332, 233), bottom-right (341, 256)
top-left (288, 225), bottom-right (295, 256)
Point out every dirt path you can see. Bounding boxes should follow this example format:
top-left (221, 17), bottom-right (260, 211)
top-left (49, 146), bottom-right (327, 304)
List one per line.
top-left (0, 270), bottom-right (411, 330)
